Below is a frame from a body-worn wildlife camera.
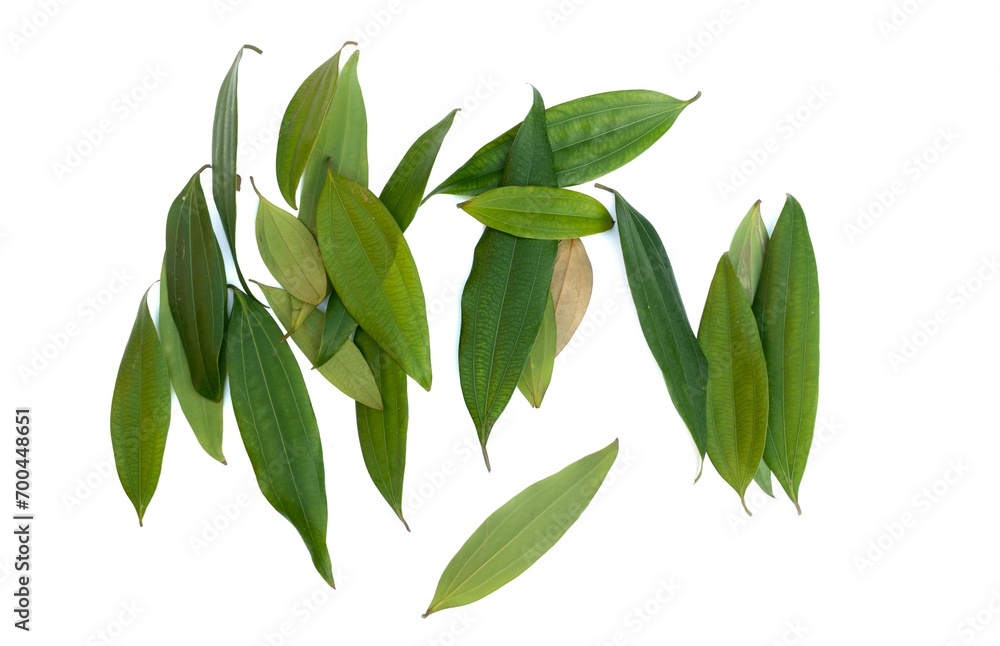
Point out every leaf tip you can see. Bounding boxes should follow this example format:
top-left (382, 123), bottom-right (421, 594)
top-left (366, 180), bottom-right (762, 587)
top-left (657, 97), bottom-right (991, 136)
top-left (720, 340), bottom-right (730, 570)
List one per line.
top-left (794, 500), bottom-right (803, 516)
top-left (480, 442), bottom-right (492, 472)
top-left (740, 495), bottom-right (753, 517)
top-left (687, 90), bottom-right (702, 104)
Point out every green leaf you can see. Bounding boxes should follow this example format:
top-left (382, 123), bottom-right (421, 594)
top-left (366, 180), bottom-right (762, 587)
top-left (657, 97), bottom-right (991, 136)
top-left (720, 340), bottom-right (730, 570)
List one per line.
top-left (110, 289), bottom-right (171, 526)
top-left (252, 178), bottom-right (327, 306)
top-left (164, 165), bottom-right (228, 402)
top-left (752, 195), bottom-right (820, 514)
top-left (300, 49), bottom-right (368, 230)
top-left (380, 109), bottom-right (460, 231)
top-left (429, 90), bottom-right (700, 197)
top-left (728, 200), bottom-right (772, 497)
top-left (517, 293), bottom-right (556, 408)
top-left (212, 44), bottom-right (261, 296)
top-left (754, 461), bottom-right (775, 498)
top-left (159, 262), bottom-right (225, 464)
top-left (315, 171), bottom-right (431, 390)
top-left (458, 186), bottom-right (614, 240)
top-left (698, 255), bottom-right (769, 515)
top-left (459, 86), bottom-right (559, 469)
top-left (314, 292), bottom-right (358, 368)
top-left (729, 200), bottom-right (769, 300)
top-left (355, 329), bottom-right (410, 530)
top-left (227, 289), bottom-right (335, 587)
top-left (275, 43), bottom-right (349, 209)
top-left (501, 86), bottom-right (558, 187)
top-left (423, 438), bottom-right (619, 617)
top-left (551, 238), bottom-right (594, 356)
top-left (460, 232), bottom-right (556, 469)
top-left (258, 282), bottom-right (382, 410)
top-left (601, 185), bottom-right (708, 461)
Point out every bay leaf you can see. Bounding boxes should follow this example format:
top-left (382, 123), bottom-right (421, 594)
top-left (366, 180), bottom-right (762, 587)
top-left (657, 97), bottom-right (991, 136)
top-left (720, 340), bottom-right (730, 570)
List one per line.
top-left (517, 293), bottom-right (556, 408)
top-left (110, 289), bottom-right (171, 525)
top-left (550, 238), bottom-right (593, 355)
top-left (458, 186), bottom-right (614, 240)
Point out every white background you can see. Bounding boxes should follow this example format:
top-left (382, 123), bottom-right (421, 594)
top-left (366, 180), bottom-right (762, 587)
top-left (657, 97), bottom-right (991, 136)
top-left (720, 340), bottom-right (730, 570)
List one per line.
top-left (3, 0), bottom-right (999, 644)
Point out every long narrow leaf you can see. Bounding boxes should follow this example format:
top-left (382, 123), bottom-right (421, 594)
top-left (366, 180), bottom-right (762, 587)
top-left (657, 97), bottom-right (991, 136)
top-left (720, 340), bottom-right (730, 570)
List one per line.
top-left (227, 289), bottom-right (335, 586)
top-left (110, 289), bottom-right (171, 525)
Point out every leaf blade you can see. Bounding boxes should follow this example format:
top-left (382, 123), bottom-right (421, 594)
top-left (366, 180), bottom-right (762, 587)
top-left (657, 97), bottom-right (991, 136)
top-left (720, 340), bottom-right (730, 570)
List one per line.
top-left (752, 195), bottom-right (820, 513)
top-left (423, 439), bottom-right (619, 617)
top-left (158, 262), bottom-right (225, 464)
top-left (164, 166), bottom-right (228, 402)
top-left (459, 86), bottom-right (559, 468)
top-left (429, 90), bottom-right (699, 197)
top-left (299, 50), bottom-right (368, 230)
top-left (212, 44), bottom-right (261, 295)
top-left (458, 186), bottom-right (614, 240)
top-left (315, 171), bottom-right (432, 390)
top-left (275, 45), bottom-right (346, 209)
top-left (604, 186), bottom-right (708, 458)
top-left (110, 290), bottom-right (171, 525)
top-left (698, 255), bottom-right (769, 514)
top-left (550, 238), bottom-right (594, 355)
top-left (517, 293), bottom-right (556, 408)
top-left (355, 329), bottom-right (409, 529)
top-left (227, 290), bottom-right (335, 586)
top-left (380, 109), bottom-right (459, 231)
top-left (253, 179), bottom-right (328, 305)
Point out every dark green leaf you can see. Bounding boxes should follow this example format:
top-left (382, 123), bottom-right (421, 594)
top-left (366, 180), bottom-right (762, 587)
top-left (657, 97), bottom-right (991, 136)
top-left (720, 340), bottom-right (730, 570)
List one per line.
top-left (227, 289), bottom-right (335, 586)
top-left (212, 44), bottom-right (261, 296)
top-left (355, 329), bottom-right (409, 530)
top-left (315, 171), bottom-right (431, 390)
top-left (423, 439), bottom-right (619, 617)
top-left (110, 290), bottom-right (171, 525)
top-left (429, 90), bottom-right (700, 197)
top-left (698, 256), bottom-right (769, 515)
top-left (314, 292), bottom-right (357, 369)
top-left (752, 195), bottom-right (820, 514)
top-left (601, 185), bottom-right (708, 461)
top-left (380, 109), bottom-right (459, 231)
top-left (459, 87), bottom-right (559, 469)
top-left (159, 262), bottom-right (224, 464)
top-left (164, 165), bottom-right (228, 402)
top-left (458, 186), bottom-right (614, 240)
